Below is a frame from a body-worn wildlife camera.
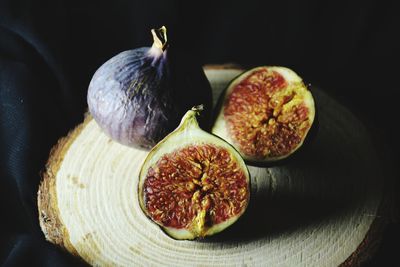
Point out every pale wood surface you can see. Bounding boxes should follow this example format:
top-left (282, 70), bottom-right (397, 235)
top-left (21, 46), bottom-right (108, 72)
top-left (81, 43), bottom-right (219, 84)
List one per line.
top-left (39, 67), bottom-right (384, 266)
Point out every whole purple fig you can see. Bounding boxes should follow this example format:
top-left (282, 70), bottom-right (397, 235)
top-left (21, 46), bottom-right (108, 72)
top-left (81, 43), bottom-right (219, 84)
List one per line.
top-left (87, 26), bottom-right (212, 149)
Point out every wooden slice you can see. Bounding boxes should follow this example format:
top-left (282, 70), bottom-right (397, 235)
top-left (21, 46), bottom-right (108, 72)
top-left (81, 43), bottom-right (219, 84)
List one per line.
top-left (38, 66), bottom-right (385, 266)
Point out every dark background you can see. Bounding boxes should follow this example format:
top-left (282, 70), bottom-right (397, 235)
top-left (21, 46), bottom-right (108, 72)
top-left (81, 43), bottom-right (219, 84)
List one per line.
top-left (1, 0), bottom-right (398, 266)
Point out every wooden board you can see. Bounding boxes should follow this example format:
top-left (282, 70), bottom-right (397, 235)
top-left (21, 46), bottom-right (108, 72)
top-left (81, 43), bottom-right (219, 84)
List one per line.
top-left (38, 67), bottom-right (385, 266)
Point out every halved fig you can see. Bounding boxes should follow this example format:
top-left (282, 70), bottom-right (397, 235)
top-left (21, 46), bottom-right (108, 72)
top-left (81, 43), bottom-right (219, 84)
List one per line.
top-left (138, 106), bottom-right (250, 240)
top-left (212, 66), bottom-right (316, 163)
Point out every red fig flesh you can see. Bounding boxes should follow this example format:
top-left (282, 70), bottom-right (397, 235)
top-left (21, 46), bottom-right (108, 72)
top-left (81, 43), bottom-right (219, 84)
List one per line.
top-left (212, 66), bottom-right (315, 163)
top-left (138, 107), bottom-right (250, 239)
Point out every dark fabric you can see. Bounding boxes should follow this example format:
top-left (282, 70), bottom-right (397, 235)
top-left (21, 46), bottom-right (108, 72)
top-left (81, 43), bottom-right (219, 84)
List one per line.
top-left (0, 0), bottom-right (398, 266)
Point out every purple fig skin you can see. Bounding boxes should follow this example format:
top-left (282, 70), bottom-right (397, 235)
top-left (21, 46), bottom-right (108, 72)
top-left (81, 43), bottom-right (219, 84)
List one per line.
top-left (87, 44), bottom-right (212, 150)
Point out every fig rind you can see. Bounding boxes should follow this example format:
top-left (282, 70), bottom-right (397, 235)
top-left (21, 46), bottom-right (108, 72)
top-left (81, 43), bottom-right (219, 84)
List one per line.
top-left (212, 66), bottom-right (316, 164)
top-left (87, 26), bottom-right (212, 150)
top-left (138, 107), bottom-right (250, 240)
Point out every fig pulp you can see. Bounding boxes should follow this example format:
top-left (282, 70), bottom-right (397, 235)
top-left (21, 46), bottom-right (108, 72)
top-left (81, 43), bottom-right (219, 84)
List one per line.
top-left (212, 66), bottom-right (316, 163)
top-left (138, 106), bottom-right (250, 240)
top-left (87, 26), bottom-right (212, 149)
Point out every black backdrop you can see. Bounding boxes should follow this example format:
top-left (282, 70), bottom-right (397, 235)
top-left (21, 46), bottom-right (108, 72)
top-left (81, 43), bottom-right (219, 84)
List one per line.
top-left (1, 0), bottom-right (398, 266)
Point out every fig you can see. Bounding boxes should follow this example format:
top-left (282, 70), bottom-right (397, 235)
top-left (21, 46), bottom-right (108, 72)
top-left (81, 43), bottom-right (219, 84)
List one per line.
top-left (212, 66), bottom-right (316, 164)
top-left (138, 106), bottom-right (250, 240)
top-left (87, 26), bottom-right (212, 149)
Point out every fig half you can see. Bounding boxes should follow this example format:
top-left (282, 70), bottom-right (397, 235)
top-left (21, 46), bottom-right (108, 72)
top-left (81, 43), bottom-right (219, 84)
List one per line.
top-left (138, 106), bottom-right (250, 240)
top-left (212, 66), bottom-right (316, 163)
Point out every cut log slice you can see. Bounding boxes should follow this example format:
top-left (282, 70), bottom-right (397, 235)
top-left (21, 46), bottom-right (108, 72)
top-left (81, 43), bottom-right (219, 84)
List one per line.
top-left (38, 66), bottom-right (386, 266)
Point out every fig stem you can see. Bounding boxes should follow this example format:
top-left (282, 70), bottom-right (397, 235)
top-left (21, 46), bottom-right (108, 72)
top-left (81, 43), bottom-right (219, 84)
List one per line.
top-left (178, 105), bottom-right (203, 131)
top-left (151, 26), bottom-right (168, 51)
top-left (191, 105), bottom-right (204, 113)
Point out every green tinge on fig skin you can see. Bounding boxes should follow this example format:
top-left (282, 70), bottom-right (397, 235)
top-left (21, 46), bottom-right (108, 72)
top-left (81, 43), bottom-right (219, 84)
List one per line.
top-left (211, 66), bottom-right (317, 166)
top-left (87, 26), bottom-right (213, 150)
top-left (138, 107), bottom-right (251, 240)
